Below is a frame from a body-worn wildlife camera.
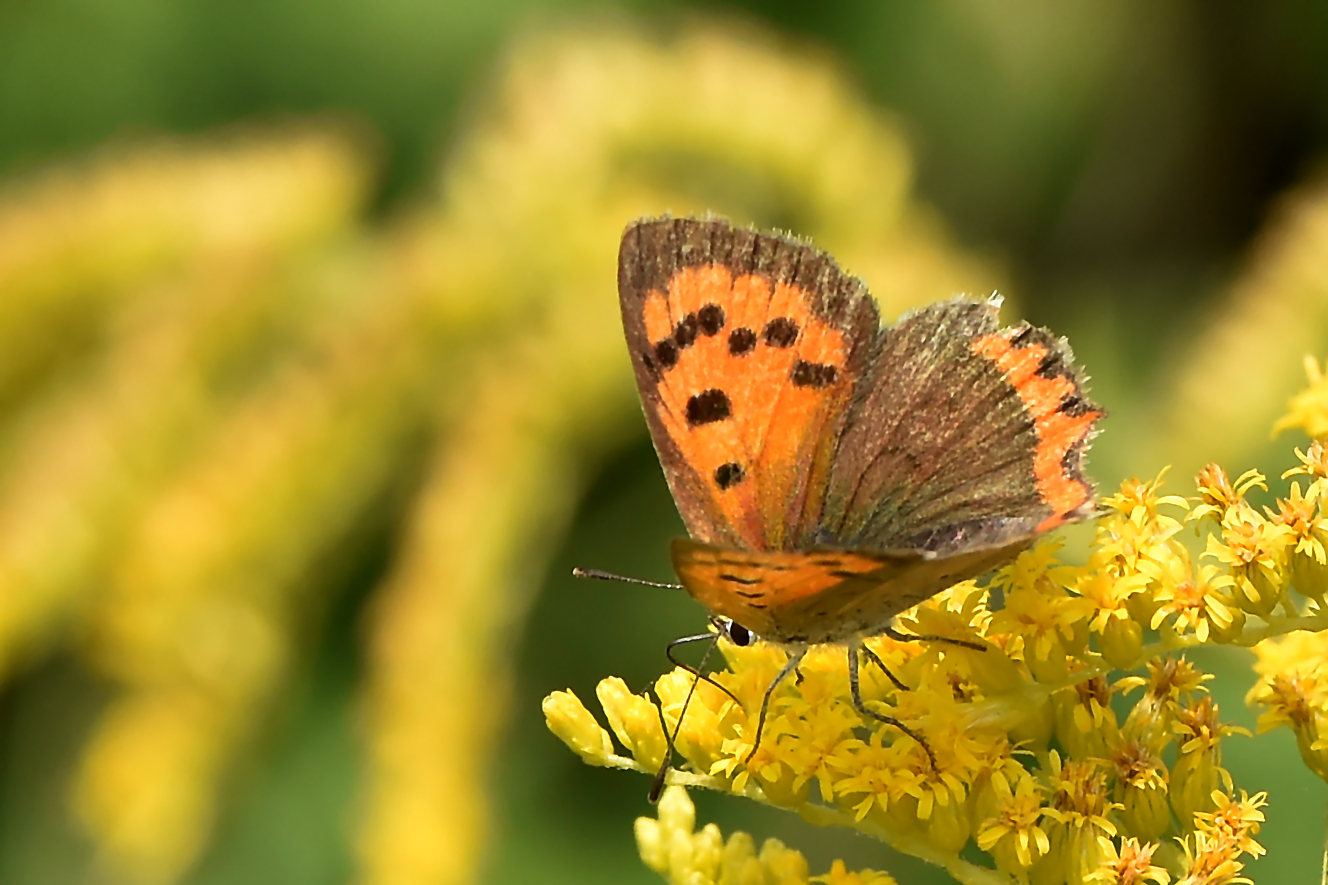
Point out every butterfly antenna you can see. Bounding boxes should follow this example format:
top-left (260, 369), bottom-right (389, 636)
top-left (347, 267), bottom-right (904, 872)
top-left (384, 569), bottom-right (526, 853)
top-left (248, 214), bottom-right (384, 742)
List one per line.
top-left (847, 643), bottom-right (937, 772)
top-left (648, 630), bottom-right (726, 803)
top-left (741, 649), bottom-right (806, 765)
top-left (571, 567), bottom-right (683, 590)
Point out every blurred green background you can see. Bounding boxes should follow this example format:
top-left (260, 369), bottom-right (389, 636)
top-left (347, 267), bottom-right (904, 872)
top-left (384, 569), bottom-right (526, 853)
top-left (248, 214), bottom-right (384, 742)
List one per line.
top-left (3, 2), bottom-right (1328, 884)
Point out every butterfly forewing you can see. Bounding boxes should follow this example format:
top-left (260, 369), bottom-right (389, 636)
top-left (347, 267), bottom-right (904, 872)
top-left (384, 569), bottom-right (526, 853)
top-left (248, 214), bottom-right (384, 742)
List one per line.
top-left (619, 217), bottom-right (880, 551)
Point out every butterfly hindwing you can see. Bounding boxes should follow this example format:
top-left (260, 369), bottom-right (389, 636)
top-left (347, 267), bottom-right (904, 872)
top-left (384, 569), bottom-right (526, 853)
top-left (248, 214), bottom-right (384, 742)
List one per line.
top-left (820, 296), bottom-right (1103, 554)
top-left (619, 216), bottom-right (881, 551)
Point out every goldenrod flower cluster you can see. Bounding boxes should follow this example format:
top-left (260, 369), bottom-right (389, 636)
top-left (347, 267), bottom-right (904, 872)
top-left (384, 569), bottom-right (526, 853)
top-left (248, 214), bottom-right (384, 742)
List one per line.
top-left (546, 365), bottom-right (1328, 883)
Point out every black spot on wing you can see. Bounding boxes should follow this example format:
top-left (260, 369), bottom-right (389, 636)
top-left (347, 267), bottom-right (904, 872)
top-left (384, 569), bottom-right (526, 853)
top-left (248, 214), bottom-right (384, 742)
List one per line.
top-left (1059, 392), bottom-right (1096, 418)
top-left (763, 317), bottom-right (799, 348)
top-left (686, 389), bottom-right (732, 425)
top-left (791, 360), bottom-right (837, 388)
top-left (697, 303), bottom-right (725, 336)
top-left (675, 314), bottom-right (699, 349)
top-left (714, 462), bottom-right (745, 490)
top-left (654, 339), bottom-right (679, 369)
top-left (721, 573), bottom-right (762, 586)
top-left (728, 327), bottom-right (756, 355)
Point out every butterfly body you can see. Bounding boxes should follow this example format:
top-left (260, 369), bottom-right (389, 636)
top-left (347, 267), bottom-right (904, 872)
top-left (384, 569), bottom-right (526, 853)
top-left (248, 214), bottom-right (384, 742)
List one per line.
top-left (618, 216), bottom-right (1103, 649)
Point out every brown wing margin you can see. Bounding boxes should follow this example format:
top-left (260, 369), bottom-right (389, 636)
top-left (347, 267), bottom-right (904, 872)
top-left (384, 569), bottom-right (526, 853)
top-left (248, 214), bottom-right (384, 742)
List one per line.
top-left (618, 215), bottom-right (882, 550)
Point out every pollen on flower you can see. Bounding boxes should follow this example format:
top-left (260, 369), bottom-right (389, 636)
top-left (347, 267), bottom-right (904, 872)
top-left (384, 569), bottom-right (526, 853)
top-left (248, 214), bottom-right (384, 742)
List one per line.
top-left (1193, 790), bottom-right (1266, 859)
top-left (1149, 563), bottom-right (1237, 644)
top-left (1087, 837), bottom-right (1169, 885)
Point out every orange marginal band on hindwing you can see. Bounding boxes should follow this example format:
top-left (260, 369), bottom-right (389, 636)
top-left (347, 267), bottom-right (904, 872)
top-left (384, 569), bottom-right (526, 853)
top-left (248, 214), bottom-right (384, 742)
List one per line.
top-left (971, 328), bottom-right (1104, 530)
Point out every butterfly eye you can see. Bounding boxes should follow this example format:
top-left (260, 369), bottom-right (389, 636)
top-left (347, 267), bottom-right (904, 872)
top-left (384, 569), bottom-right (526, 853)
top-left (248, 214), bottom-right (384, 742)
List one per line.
top-left (726, 622), bottom-right (753, 647)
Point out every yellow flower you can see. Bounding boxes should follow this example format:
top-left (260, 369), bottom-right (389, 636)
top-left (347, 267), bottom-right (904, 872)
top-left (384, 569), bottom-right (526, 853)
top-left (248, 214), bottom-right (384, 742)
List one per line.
top-left (1174, 830), bottom-right (1252, 885)
top-left (1078, 570), bottom-right (1147, 668)
top-left (1170, 698), bottom-right (1247, 828)
top-left (1193, 790), bottom-right (1266, 860)
top-left (975, 767), bottom-right (1051, 874)
top-left (1283, 439), bottom-right (1328, 481)
top-left (1148, 561), bottom-right (1239, 645)
top-left (1053, 674), bottom-right (1122, 761)
top-left (1086, 837), bottom-right (1170, 885)
top-left (1267, 479), bottom-right (1328, 601)
top-left (812, 859), bottom-right (898, 885)
top-left (1201, 510), bottom-right (1292, 618)
top-left (1273, 354), bottom-right (1328, 440)
top-left (1119, 656), bottom-right (1210, 747)
top-left (1037, 754), bottom-right (1121, 885)
top-left (1191, 464), bottom-right (1265, 525)
top-left (1101, 472), bottom-right (1190, 531)
top-left (1111, 740), bottom-right (1170, 841)
top-left (548, 458), bottom-right (1313, 884)
top-left (988, 544), bottom-right (1092, 683)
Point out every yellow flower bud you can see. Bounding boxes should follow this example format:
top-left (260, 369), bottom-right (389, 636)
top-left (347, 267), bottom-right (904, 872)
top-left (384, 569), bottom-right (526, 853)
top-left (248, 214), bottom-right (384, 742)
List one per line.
top-left (1289, 546), bottom-right (1328, 602)
top-left (1169, 748), bottom-right (1219, 828)
top-left (760, 838), bottom-right (810, 884)
top-left (1099, 616), bottom-right (1143, 670)
top-left (924, 792), bottom-right (971, 854)
top-left (542, 689), bottom-right (614, 764)
top-left (596, 676), bottom-right (667, 771)
top-left (634, 817), bottom-right (668, 874)
top-left (1120, 778), bottom-right (1171, 842)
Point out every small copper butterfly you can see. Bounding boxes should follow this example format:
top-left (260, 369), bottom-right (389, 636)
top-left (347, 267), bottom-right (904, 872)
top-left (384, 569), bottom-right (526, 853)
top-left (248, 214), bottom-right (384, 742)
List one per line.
top-left (616, 215), bottom-right (1104, 770)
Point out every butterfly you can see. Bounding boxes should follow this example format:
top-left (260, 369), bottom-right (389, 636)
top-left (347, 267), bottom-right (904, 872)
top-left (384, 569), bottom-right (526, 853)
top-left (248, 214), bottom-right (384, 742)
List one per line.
top-left (616, 215), bottom-right (1104, 769)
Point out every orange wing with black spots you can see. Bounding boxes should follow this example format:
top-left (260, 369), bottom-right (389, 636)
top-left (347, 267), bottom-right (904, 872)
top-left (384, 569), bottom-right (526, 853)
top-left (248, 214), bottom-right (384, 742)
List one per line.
top-left (618, 217), bottom-right (881, 551)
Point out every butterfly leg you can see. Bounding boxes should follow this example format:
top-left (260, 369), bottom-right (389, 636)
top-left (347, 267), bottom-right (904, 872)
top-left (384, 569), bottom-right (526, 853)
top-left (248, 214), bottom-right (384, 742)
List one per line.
top-left (847, 644), bottom-right (937, 771)
top-left (650, 629), bottom-right (738, 804)
top-left (858, 643), bottom-right (908, 691)
top-left (742, 648), bottom-right (807, 765)
top-left (665, 630), bottom-right (742, 706)
top-left (884, 624), bottom-right (986, 652)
